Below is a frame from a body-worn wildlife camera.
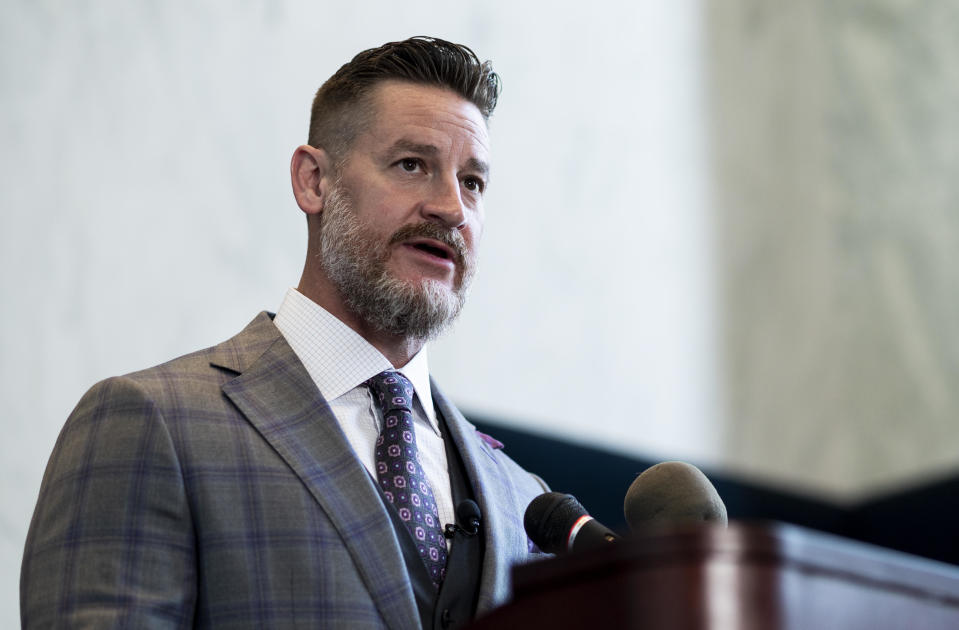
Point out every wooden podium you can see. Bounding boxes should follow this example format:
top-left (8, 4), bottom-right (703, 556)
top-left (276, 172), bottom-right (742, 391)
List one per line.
top-left (468, 522), bottom-right (959, 629)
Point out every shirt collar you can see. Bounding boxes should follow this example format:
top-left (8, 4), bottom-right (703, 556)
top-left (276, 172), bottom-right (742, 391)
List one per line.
top-left (273, 288), bottom-right (437, 428)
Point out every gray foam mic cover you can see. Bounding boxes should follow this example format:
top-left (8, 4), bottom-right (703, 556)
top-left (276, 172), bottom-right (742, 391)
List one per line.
top-left (624, 461), bottom-right (728, 531)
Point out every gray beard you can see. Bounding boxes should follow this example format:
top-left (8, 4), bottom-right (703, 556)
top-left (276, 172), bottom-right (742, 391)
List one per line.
top-left (318, 185), bottom-right (475, 341)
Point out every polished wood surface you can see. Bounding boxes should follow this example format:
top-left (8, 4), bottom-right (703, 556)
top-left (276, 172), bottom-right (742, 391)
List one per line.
top-left (469, 522), bottom-right (959, 629)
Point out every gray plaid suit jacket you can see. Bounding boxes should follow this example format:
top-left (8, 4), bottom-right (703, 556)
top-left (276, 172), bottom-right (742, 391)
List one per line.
top-left (21, 312), bottom-right (548, 629)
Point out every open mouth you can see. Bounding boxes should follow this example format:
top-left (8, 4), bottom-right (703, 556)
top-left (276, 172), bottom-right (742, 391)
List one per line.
top-left (407, 239), bottom-right (455, 261)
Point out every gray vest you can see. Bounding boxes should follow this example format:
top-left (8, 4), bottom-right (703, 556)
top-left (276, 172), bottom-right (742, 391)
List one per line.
top-left (380, 408), bottom-right (484, 630)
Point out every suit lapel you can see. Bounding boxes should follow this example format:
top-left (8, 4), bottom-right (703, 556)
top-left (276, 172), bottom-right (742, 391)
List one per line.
top-left (214, 313), bottom-right (420, 630)
top-left (431, 379), bottom-right (529, 615)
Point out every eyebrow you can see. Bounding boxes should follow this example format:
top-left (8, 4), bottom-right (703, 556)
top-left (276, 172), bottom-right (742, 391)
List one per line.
top-left (385, 139), bottom-right (490, 178)
top-left (387, 139), bottom-right (439, 159)
top-left (465, 157), bottom-right (490, 179)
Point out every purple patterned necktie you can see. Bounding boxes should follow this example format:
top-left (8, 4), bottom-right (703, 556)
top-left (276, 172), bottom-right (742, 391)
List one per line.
top-left (368, 370), bottom-right (448, 587)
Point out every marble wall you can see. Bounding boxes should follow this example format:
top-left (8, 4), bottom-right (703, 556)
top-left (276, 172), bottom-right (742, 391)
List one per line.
top-left (709, 0), bottom-right (959, 498)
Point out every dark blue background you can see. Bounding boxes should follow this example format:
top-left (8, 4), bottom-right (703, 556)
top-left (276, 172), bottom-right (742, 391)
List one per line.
top-left (471, 416), bottom-right (959, 566)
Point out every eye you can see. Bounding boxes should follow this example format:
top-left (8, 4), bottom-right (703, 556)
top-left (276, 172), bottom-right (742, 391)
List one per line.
top-left (399, 158), bottom-right (421, 172)
top-left (463, 176), bottom-right (485, 193)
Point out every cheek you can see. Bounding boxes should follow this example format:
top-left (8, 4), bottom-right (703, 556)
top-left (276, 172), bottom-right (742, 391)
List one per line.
top-left (469, 215), bottom-right (485, 244)
top-left (345, 180), bottom-right (403, 220)
top-left (354, 199), bottom-right (406, 237)
top-left (461, 227), bottom-right (482, 262)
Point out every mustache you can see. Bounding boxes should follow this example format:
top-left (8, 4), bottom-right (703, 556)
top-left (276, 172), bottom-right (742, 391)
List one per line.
top-left (388, 222), bottom-right (469, 268)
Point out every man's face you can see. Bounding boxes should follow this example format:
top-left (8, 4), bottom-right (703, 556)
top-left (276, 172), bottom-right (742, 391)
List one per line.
top-left (318, 81), bottom-right (490, 340)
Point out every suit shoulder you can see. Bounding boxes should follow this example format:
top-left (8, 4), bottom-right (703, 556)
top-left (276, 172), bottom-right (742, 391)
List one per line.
top-left (83, 311), bottom-right (281, 408)
top-left (72, 348), bottom-right (224, 422)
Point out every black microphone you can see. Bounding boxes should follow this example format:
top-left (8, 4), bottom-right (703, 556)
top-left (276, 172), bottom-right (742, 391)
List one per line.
top-left (623, 461), bottom-right (728, 532)
top-left (524, 492), bottom-right (620, 555)
top-left (444, 499), bottom-right (482, 539)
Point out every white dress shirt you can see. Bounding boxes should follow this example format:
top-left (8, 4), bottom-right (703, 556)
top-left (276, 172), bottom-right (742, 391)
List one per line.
top-left (273, 288), bottom-right (455, 545)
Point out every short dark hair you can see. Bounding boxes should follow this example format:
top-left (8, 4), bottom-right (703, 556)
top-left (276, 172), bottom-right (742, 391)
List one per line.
top-left (307, 36), bottom-right (500, 163)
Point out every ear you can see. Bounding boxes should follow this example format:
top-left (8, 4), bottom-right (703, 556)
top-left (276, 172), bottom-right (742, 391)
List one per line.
top-left (290, 145), bottom-right (333, 216)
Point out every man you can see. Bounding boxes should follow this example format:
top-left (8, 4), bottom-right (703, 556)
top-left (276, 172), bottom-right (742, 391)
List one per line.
top-left (21, 37), bottom-right (548, 629)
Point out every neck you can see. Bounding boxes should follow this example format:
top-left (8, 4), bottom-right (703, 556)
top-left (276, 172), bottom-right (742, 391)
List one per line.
top-left (356, 327), bottom-right (425, 369)
top-left (296, 269), bottom-right (425, 369)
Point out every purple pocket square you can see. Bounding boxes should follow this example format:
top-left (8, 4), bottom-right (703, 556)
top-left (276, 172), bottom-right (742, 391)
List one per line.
top-left (476, 431), bottom-right (504, 450)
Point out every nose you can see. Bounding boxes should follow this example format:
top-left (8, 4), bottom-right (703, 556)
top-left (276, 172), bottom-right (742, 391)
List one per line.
top-left (422, 176), bottom-right (467, 229)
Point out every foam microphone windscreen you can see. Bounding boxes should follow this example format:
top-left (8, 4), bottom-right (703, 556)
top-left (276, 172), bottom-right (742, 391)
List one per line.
top-left (624, 461), bottom-right (728, 531)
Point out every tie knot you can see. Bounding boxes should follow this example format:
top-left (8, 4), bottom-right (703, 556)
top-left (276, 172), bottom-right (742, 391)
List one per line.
top-left (367, 371), bottom-right (415, 412)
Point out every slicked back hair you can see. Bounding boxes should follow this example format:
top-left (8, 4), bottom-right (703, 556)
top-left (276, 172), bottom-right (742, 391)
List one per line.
top-left (307, 37), bottom-right (500, 165)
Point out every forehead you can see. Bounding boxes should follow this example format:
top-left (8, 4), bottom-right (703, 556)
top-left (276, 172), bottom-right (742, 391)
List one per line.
top-left (356, 81), bottom-right (491, 160)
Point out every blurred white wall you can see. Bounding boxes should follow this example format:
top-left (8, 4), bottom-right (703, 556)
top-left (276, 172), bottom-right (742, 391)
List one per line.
top-left (2, 0), bottom-right (711, 621)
